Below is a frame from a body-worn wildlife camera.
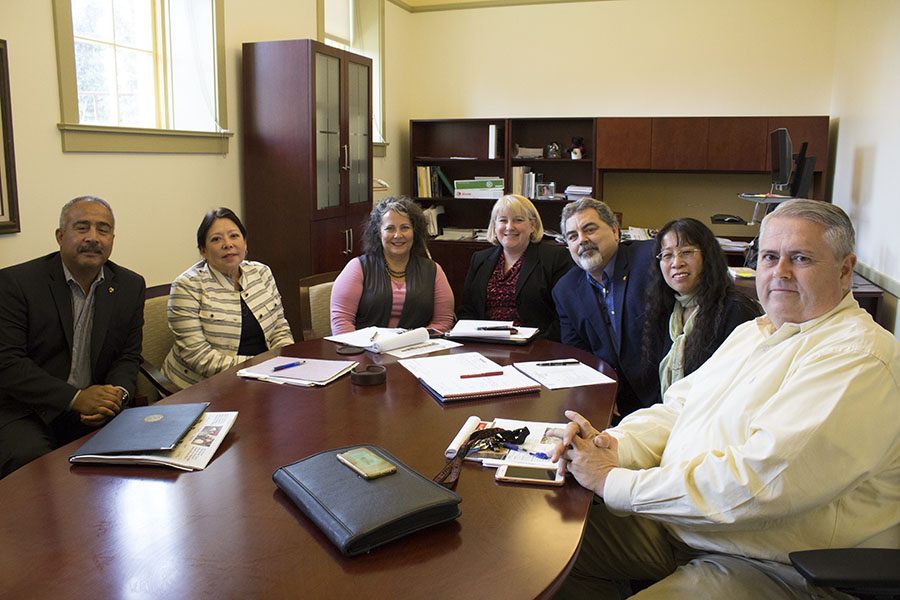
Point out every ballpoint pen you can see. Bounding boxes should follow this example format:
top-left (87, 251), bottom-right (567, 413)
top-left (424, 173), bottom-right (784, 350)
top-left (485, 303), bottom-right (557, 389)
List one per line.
top-left (369, 330), bottom-right (379, 342)
top-left (535, 360), bottom-right (580, 367)
top-left (477, 326), bottom-right (517, 332)
top-left (459, 371), bottom-right (504, 379)
top-left (272, 360), bottom-right (305, 372)
top-left (501, 443), bottom-right (550, 460)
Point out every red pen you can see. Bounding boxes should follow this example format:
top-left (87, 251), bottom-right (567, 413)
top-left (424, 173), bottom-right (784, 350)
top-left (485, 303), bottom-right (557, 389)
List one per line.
top-left (460, 371), bottom-right (504, 379)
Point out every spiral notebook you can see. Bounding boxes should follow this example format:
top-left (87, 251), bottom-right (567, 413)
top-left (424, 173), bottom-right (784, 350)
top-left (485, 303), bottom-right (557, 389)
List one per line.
top-left (399, 352), bottom-right (541, 403)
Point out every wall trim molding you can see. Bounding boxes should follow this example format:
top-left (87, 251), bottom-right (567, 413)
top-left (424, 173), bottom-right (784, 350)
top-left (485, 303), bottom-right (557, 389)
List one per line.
top-left (387, 0), bottom-right (606, 13)
top-left (856, 261), bottom-right (900, 299)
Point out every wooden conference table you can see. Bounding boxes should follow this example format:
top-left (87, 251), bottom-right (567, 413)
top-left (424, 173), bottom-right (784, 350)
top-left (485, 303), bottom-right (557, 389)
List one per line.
top-left (0, 338), bottom-right (616, 599)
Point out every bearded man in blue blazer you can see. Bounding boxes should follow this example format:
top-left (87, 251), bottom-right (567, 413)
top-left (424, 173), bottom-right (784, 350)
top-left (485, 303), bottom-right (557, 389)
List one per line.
top-left (0, 196), bottom-right (145, 477)
top-left (552, 198), bottom-right (659, 418)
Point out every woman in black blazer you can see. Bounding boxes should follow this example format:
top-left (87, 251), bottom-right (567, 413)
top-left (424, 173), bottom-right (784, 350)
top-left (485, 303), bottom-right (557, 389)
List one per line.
top-left (457, 194), bottom-right (574, 341)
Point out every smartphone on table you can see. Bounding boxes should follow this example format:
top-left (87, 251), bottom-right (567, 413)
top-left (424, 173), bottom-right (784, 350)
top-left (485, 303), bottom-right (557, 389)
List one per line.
top-left (495, 464), bottom-right (564, 486)
top-left (336, 447), bottom-right (397, 479)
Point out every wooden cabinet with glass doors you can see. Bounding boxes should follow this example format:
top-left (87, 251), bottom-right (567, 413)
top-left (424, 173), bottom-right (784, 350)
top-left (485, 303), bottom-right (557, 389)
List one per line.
top-left (242, 39), bottom-right (372, 332)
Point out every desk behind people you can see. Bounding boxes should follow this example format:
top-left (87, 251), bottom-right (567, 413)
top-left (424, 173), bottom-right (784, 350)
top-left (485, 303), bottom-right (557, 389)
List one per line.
top-left (0, 338), bottom-right (616, 599)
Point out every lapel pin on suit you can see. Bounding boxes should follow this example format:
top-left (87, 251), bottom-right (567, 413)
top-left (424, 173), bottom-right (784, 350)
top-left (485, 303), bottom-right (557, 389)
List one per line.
top-left (108, 286), bottom-right (115, 294)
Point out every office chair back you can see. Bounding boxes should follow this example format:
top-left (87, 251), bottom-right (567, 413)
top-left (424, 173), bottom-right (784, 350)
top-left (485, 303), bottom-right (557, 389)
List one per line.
top-left (135, 283), bottom-right (177, 404)
top-left (299, 271), bottom-right (340, 341)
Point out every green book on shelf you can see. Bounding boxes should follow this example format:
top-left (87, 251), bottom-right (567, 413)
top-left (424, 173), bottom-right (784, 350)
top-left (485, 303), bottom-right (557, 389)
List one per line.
top-left (434, 167), bottom-right (454, 196)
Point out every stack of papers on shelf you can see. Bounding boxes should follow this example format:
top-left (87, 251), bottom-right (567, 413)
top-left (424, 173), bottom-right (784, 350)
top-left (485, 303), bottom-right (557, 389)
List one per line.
top-left (446, 319), bottom-right (539, 345)
top-left (69, 404), bottom-right (237, 471)
top-left (728, 266), bottom-right (756, 279)
top-left (399, 352), bottom-right (541, 403)
top-left (564, 185), bottom-right (592, 201)
top-left (444, 415), bottom-right (565, 468)
top-left (325, 327), bottom-right (459, 356)
top-left (423, 205), bottom-right (444, 236)
top-left (434, 227), bottom-right (475, 241)
top-left (237, 356), bottom-right (357, 386)
top-left (716, 237), bottom-right (750, 252)
top-left (621, 226), bottom-right (652, 241)
top-left (512, 359), bottom-right (615, 390)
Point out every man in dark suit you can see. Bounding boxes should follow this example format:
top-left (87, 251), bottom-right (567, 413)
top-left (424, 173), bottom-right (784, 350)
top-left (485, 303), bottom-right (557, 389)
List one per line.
top-left (552, 198), bottom-right (658, 418)
top-left (0, 196), bottom-right (145, 477)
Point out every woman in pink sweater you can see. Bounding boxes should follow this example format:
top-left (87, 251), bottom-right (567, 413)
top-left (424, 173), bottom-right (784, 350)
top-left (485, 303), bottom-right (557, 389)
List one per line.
top-left (330, 197), bottom-right (455, 334)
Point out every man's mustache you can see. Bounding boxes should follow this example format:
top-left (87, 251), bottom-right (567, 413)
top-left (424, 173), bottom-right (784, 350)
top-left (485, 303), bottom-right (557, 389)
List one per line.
top-left (77, 242), bottom-right (103, 254)
top-left (578, 242), bottom-right (599, 256)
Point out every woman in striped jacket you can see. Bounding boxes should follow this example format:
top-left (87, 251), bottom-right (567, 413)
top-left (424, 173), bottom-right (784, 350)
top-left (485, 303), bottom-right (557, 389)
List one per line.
top-left (162, 208), bottom-right (294, 389)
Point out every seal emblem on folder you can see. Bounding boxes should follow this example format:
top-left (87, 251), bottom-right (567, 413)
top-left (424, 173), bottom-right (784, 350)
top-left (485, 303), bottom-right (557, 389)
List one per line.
top-left (143, 414), bottom-right (165, 423)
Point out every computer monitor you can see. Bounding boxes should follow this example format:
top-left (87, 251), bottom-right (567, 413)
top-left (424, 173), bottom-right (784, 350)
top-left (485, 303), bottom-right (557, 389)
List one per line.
top-left (790, 142), bottom-right (816, 199)
top-left (770, 128), bottom-right (792, 192)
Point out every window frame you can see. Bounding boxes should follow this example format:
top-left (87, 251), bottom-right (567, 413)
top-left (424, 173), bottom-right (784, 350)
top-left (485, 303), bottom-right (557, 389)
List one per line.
top-left (318, 0), bottom-right (387, 157)
top-left (52, 0), bottom-right (231, 154)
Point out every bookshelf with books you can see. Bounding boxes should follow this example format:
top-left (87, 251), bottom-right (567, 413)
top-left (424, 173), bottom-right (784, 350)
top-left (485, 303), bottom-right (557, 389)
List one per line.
top-left (507, 117), bottom-right (597, 230)
top-left (410, 118), bottom-right (597, 232)
top-left (410, 119), bottom-right (506, 230)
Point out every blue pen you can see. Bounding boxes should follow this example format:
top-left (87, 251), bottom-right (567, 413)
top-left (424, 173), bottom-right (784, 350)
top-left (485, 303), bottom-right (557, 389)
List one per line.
top-left (272, 360), bottom-right (304, 372)
top-left (501, 443), bottom-right (550, 460)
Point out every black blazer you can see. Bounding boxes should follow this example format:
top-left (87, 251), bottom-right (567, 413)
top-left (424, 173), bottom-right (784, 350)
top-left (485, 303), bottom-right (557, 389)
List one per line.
top-left (552, 240), bottom-right (658, 417)
top-left (0, 252), bottom-right (145, 429)
top-left (457, 242), bottom-right (574, 341)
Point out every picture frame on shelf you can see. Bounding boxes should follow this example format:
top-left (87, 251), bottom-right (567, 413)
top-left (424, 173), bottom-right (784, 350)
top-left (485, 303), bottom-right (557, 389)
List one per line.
top-left (0, 39), bottom-right (20, 234)
top-left (535, 182), bottom-right (555, 199)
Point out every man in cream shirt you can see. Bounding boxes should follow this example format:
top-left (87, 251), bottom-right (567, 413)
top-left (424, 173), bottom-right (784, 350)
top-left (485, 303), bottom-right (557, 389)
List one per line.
top-left (553, 199), bottom-right (900, 599)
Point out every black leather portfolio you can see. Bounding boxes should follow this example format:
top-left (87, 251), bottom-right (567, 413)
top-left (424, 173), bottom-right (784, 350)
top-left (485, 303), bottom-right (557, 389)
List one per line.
top-left (273, 445), bottom-right (462, 556)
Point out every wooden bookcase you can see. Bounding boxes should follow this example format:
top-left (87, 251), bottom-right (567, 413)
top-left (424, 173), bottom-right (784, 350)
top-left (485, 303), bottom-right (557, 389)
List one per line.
top-left (410, 117), bottom-right (597, 235)
top-left (412, 115), bottom-right (830, 306)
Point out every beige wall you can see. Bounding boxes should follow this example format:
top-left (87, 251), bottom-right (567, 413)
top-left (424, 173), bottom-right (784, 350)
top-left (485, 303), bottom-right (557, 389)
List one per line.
top-left (829, 0), bottom-right (900, 332)
top-left (402, 0), bottom-right (836, 118)
top-left (386, 0), bottom-right (837, 231)
top-left (0, 0), bottom-right (317, 287)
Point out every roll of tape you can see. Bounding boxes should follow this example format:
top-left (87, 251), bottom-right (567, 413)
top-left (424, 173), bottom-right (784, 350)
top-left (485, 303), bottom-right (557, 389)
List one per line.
top-left (350, 364), bottom-right (387, 386)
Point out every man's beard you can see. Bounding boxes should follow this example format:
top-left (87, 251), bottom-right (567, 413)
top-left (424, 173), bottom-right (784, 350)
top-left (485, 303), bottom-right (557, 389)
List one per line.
top-left (577, 243), bottom-right (604, 272)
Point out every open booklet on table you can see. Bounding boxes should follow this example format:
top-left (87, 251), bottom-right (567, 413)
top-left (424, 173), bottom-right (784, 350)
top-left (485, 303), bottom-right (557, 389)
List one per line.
top-left (445, 320), bottom-right (539, 345)
top-left (70, 409), bottom-right (237, 471)
top-left (325, 326), bottom-right (460, 357)
top-left (443, 415), bottom-right (565, 469)
top-left (237, 356), bottom-right (357, 387)
top-left (399, 352), bottom-right (541, 403)
top-left (512, 359), bottom-right (615, 390)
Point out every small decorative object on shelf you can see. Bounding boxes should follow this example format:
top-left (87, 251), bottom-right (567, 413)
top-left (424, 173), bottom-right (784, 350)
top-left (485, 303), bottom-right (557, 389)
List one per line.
top-left (514, 144), bottom-right (543, 159)
top-left (567, 136), bottom-right (585, 160)
top-left (545, 142), bottom-right (561, 159)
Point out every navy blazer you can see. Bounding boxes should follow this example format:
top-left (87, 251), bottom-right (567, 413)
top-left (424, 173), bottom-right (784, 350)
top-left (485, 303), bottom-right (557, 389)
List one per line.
top-left (552, 240), bottom-right (658, 417)
top-left (0, 252), bottom-right (145, 429)
top-left (457, 242), bottom-right (574, 341)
